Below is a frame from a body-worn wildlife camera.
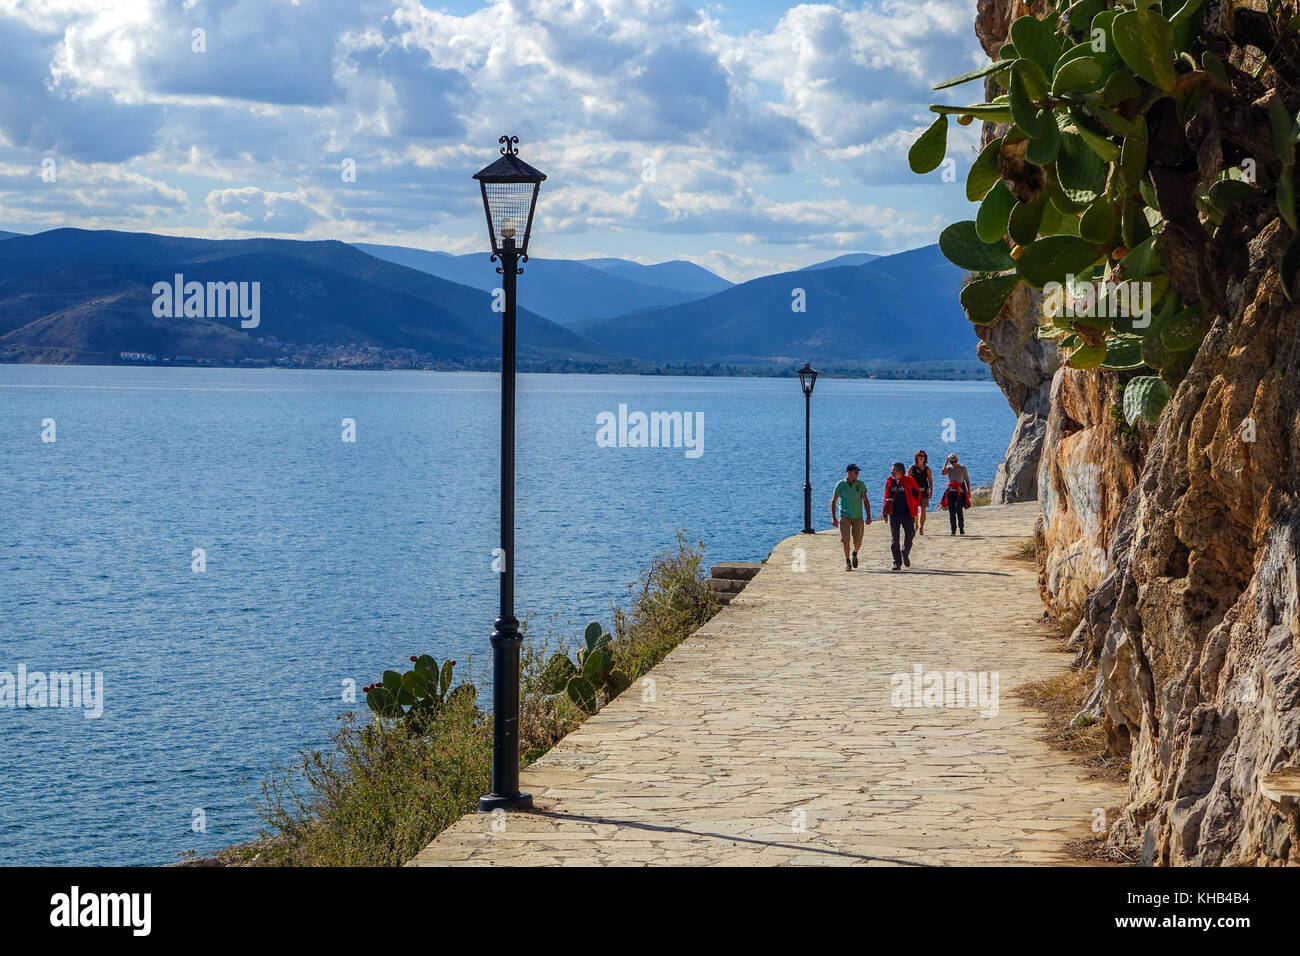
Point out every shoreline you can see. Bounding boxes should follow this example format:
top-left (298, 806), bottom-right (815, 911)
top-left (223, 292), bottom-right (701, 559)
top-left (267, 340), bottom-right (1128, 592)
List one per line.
top-left (0, 358), bottom-right (994, 381)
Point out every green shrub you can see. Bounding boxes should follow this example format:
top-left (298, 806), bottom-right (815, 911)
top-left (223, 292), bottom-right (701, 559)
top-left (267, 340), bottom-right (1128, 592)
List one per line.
top-left (253, 697), bottom-right (491, 867)
top-left (609, 531), bottom-right (718, 680)
top-left (241, 530), bottom-right (718, 866)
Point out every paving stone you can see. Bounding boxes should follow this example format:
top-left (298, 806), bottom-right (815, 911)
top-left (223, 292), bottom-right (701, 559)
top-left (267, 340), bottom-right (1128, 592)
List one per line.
top-left (408, 503), bottom-right (1122, 867)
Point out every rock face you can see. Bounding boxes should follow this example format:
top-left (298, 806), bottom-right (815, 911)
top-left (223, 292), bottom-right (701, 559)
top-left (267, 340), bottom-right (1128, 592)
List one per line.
top-left (977, 284), bottom-right (1060, 504)
top-left (975, 0), bottom-right (1033, 58)
top-left (1034, 366), bottom-right (1142, 620)
top-left (971, 0), bottom-right (1300, 864)
top-left (1086, 219), bottom-right (1300, 865)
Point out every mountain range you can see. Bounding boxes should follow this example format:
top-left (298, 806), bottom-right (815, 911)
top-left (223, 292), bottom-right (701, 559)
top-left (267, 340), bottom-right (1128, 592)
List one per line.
top-left (572, 245), bottom-right (975, 366)
top-left (352, 242), bottom-right (729, 324)
top-left (0, 229), bottom-right (607, 367)
top-left (799, 252), bottom-right (880, 271)
top-left (0, 228), bottom-right (982, 374)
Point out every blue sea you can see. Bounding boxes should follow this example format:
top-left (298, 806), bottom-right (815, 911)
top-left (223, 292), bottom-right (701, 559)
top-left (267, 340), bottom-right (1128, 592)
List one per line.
top-left (0, 365), bottom-right (1014, 865)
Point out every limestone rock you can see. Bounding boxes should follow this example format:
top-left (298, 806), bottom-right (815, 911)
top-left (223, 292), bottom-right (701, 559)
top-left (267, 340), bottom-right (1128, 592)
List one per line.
top-left (1034, 366), bottom-right (1142, 619)
top-left (968, 0), bottom-right (1299, 865)
top-left (991, 411), bottom-right (1047, 503)
top-left (976, 275), bottom-right (1061, 504)
top-left (1099, 219), bottom-right (1300, 865)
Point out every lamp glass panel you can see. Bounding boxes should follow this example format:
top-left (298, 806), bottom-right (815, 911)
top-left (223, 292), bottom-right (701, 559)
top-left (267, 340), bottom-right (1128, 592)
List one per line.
top-left (483, 182), bottom-right (535, 249)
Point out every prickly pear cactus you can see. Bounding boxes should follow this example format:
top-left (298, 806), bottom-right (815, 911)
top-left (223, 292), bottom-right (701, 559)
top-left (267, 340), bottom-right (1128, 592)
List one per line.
top-left (911, 0), bottom-right (1300, 425)
top-left (544, 620), bottom-right (627, 715)
top-left (364, 654), bottom-right (475, 724)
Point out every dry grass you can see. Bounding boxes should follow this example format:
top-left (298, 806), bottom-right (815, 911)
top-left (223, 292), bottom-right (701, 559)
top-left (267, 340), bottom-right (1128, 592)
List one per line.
top-left (1051, 605), bottom-right (1083, 638)
top-left (1065, 827), bottom-right (1138, 864)
top-left (1014, 667), bottom-right (1126, 778)
top-left (1015, 666), bottom-right (1133, 864)
top-left (1008, 536), bottom-right (1039, 563)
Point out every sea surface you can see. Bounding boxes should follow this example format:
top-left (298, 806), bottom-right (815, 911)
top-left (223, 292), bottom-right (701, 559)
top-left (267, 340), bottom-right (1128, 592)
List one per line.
top-left (0, 365), bottom-right (1015, 865)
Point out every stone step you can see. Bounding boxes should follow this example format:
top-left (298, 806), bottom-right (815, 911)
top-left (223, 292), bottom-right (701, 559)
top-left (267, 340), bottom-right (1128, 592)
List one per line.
top-left (710, 562), bottom-right (762, 581)
top-left (708, 576), bottom-right (746, 594)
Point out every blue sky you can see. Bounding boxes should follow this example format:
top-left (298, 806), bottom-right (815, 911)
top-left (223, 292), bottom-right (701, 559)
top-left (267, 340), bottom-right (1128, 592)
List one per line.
top-left (0, 0), bottom-right (987, 281)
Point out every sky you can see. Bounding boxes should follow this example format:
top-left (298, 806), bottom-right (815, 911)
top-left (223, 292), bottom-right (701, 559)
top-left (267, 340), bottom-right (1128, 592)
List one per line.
top-left (0, 0), bottom-right (988, 281)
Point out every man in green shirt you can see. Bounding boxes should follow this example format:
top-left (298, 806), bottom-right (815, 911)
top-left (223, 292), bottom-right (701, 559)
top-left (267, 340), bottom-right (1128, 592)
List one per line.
top-left (831, 463), bottom-right (872, 571)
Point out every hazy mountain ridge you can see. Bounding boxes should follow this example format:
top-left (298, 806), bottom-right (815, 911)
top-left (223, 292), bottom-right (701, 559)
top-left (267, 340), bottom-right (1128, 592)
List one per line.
top-left (572, 245), bottom-right (977, 366)
top-left (577, 257), bottom-right (733, 295)
top-left (353, 242), bottom-right (727, 324)
top-left (0, 229), bottom-right (611, 366)
top-left (799, 252), bottom-right (880, 271)
top-left (0, 229), bottom-right (979, 374)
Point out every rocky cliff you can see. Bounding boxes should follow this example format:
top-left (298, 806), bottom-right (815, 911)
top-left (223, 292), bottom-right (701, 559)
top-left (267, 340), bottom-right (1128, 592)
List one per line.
top-left (975, 2), bottom-right (1062, 506)
top-left (1079, 217), bottom-right (1300, 865)
top-left (977, 284), bottom-right (1060, 503)
top-left (971, 0), bottom-right (1300, 864)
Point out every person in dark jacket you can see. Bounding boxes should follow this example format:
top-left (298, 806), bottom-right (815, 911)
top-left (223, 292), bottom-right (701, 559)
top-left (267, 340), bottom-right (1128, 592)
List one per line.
top-left (909, 450), bottom-right (933, 535)
top-left (883, 462), bottom-right (922, 570)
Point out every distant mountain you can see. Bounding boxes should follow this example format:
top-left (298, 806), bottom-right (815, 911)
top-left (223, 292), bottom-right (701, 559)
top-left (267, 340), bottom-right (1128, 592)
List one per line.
top-left (0, 229), bottom-right (611, 366)
top-left (353, 242), bottom-right (719, 324)
top-left (572, 244), bottom-right (977, 366)
top-left (578, 258), bottom-right (732, 295)
top-left (0, 231), bottom-right (22, 240)
top-left (0, 231), bottom-right (987, 376)
top-left (799, 252), bottom-right (880, 271)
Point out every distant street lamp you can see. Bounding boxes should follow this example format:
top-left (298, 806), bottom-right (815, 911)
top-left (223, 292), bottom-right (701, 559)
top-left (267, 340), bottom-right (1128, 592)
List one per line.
top-left (799, 362), bottom-right (818, 534)
top-left (472, 134), bottom-right (546, 813)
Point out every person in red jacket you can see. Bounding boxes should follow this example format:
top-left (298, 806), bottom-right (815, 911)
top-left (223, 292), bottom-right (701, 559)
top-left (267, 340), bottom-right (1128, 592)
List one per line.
top-left (883, 461), bottom-right (922, 570)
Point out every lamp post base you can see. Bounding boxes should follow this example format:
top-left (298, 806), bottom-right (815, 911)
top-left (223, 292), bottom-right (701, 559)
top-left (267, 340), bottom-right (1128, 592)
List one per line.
top-left (478, 791), bottom-right (534, 813)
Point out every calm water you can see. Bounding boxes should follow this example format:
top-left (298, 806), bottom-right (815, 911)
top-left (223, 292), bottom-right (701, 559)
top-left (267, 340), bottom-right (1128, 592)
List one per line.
top-left (0, 365), bottom-right (1014, 865)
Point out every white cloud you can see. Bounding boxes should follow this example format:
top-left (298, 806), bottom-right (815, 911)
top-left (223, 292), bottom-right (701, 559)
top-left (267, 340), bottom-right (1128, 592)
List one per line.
top-left (0, 159), bottom-right (188, 229)
top-left (0, 0), bottom-right (985, 276)
top-left (206, 185), bottom-right (323, 231)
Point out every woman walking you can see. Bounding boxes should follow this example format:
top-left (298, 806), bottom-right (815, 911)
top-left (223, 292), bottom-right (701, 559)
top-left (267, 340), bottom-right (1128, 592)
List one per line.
top-left (909, 450), bottom-right (933, 535)
top-left (941, 453), bottom-right (972, 535)
top-left (883, 462), bottom-right (922, 570)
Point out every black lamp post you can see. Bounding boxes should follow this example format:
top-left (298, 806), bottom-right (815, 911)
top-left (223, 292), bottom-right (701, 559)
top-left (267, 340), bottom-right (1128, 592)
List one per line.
top-left (473, 134), bottom-right (545, 813)
top-left (798, 363), bottom-right (818, 534)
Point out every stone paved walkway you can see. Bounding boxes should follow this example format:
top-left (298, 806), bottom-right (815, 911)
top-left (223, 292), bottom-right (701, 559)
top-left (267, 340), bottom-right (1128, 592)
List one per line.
top-left (409, 502), bottom-right (1122, 866)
